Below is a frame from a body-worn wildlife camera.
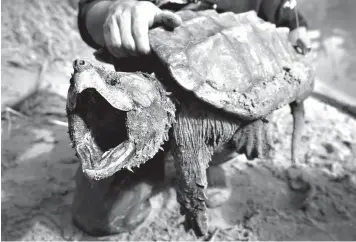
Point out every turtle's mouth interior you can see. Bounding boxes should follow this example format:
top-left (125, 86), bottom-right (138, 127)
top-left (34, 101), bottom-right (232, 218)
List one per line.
top-left (77, 88), bottom-right (134, 173)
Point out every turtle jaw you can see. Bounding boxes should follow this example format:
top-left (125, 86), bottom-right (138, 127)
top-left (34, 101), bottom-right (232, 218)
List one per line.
top-left (71, 89), bottom-right (139, 180)
top-left (81, 140), bottom-right (137, 180)
top-left (68, 61), bottom-right (152, 180)
top-left (68, 87), bottom-right (139, 180)
top-left (68, 59), bottom-right (175, 179)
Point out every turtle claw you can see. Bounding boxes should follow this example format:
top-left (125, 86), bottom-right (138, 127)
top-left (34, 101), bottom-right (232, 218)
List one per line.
top-left (179, 200), bottom-right (209, 237)
top-left (184, 210), bottom-right (209, 237)
top-left (286, 165), bottom-right (312, 192)
top-left (286, 165), bottom-right (316, 209)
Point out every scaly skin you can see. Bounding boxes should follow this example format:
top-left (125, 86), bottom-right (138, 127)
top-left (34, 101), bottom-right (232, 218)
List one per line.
top-left (67, 59), bottom-right (311, 237)
top-left (170, 100), bottom-right (274, 235)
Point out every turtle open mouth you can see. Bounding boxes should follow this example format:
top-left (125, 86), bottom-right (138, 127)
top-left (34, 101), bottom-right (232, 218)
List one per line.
top-left (72, 88), bottom-right (137, 179)
top-left (67, 59), bottom-right (176, 180)
top-left (83, 140), bottom-right (136, 180)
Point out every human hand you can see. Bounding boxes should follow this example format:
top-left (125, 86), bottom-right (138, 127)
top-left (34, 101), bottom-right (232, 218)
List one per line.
top-left (289, 26), bottom-right (311, 55)
top-left (103, 0), bottom-right (182, 58)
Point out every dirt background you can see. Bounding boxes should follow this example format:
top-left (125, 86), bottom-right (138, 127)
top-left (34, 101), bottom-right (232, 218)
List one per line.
top-left (1, 0), bottom-right (356, 241)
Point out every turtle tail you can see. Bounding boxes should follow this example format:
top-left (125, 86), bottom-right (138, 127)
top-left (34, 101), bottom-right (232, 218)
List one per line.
top-left (290, 101), bottom-right (305, 164)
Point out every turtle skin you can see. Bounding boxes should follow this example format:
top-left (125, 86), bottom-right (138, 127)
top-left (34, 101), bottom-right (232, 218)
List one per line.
top-left (68, 10), bottom-right (315, 238)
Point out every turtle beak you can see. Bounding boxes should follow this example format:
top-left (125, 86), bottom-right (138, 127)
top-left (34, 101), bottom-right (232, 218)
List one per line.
top-left (70, 59), bottom-right (134, 111)
top-left (72, 59), bottom-right (97, 94)
top-left (66, 59), bottom-right (92, 111)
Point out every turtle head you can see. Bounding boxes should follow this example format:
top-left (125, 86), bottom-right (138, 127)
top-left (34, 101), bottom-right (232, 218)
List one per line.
top-left (67, 59), bottom-right (175, 180)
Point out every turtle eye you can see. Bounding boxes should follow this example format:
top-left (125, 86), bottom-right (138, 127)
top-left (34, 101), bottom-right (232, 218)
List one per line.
top-left (110, 78), bottom-right (117, 86)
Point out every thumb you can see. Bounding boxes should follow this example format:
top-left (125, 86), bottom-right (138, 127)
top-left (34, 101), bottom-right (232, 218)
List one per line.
top-left (289, 27), bottom-right (310, 46)
top-left (153, 10), bottom-right (182, 29)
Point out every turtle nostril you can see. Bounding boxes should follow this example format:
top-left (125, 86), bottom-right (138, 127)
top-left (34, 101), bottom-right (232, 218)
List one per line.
top-left (73, 59), bottom-right (89, 72)
top-left (78, 60), bottom-right (86, 66)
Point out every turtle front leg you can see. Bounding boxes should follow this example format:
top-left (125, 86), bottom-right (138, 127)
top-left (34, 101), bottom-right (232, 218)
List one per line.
top-left (171, 141), bottom-right (211, 237)
top-left (171, 121), bottom-right (212, 237)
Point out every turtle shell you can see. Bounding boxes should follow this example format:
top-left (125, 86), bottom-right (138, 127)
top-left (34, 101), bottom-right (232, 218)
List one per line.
top-left (149, 10), bottom-right (314, 119)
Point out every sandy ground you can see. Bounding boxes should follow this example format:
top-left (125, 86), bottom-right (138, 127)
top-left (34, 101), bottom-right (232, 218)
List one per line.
top-left (2, 97), bottom-right (356, 241)
top-left (1, 0), bottom-right (356, 241)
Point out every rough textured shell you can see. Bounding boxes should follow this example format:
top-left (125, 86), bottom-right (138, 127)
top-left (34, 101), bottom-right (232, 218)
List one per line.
top-left (149, 10), bottom-right (308, 116)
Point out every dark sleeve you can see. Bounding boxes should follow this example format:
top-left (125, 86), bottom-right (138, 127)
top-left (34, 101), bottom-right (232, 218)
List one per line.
top-left (257, 0), bottom-right (308, 30)
top-left (78, 0), bottom-right (106, 50)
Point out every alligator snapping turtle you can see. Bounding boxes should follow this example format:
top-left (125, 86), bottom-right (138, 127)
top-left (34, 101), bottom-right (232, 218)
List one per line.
top-left (66, 10), bottom-right (314, 236)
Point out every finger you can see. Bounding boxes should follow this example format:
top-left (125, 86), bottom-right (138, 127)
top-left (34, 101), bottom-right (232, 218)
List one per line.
top-left (289, 31), bottom-right (299, 46)
top-left (296, 36), bottom-right (311, 54)
top-left (308, 29), bottom-right (321, 40)
top-left (93, 48), bottom-right (113, 64)
top-left (299, 35), bottom-right (311, 48)
top-left (153, 10), bottom-right (182, 29)
top-left (311, 41), bottom-right (320, 50)
top-left (103, 16), bottom-right (127, 58)
top-left (132, 14), bottom-right (151, 55)
top-left (119, 10), bottom-right (137, 56)
top-left (289, 27), bottom-right (307, 44)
